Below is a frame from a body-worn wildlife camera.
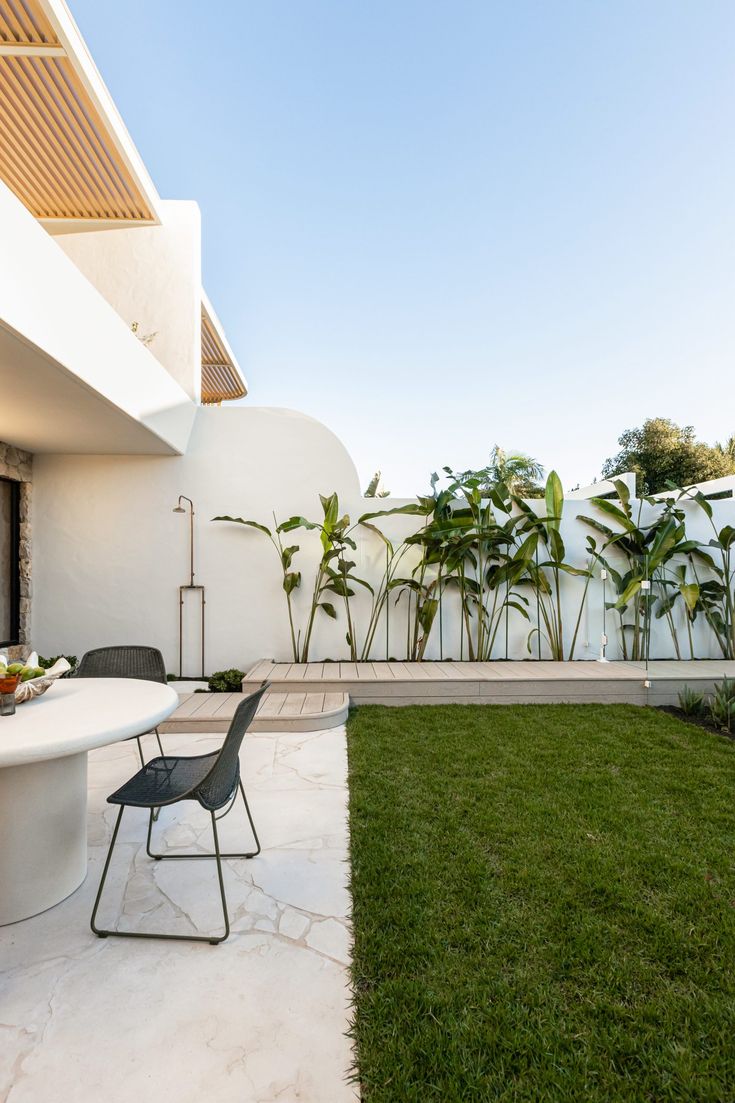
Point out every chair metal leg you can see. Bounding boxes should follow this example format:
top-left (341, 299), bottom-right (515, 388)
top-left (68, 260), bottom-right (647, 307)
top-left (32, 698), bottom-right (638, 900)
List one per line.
top-left (209, 812), bottom-right (230, 944)
top-left (135, 736), bottom-right (145, 768)
top-left (146, 781), bottom-right (260, 860)
top-left (239, 782), bottom-right (261, 858)
top-left (90, 805), bottom-right (125, 937)
top-left (90, 804), bottom-right (230, 945)
top-left (151, 728), bottom-right (165, 822)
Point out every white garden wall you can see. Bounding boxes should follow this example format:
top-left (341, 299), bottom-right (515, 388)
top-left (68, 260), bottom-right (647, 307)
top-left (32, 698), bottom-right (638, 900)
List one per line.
top-left (30, 405), bottom-right (735, 674)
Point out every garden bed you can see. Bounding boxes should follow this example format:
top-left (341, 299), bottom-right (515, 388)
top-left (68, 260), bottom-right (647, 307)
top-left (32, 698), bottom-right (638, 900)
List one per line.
top-left (347, 703), bottom-right (735, 1101)
top-left (659, 704), bottom-right (734, 741)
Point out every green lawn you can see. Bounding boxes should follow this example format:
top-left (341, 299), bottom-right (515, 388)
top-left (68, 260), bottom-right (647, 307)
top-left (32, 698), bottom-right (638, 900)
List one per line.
top-left (346, 704), bottom-right (735, 1102)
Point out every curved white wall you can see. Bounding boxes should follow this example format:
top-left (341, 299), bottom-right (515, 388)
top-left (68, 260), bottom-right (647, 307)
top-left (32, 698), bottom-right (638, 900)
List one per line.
top-left (31, 406), bottom-right (364, 673)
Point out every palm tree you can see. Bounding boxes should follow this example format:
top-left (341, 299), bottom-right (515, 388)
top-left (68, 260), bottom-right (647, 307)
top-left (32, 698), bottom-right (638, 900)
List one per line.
top-left (457, 446), bottom-right (544, 497)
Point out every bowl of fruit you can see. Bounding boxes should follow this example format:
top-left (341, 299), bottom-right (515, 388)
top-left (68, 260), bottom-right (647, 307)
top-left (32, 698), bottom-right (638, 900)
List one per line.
top-left (0, 652), bottom-right (72, 704)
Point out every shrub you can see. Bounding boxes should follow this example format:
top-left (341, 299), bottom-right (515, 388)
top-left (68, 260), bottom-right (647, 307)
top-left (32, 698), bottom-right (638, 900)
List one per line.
top-left (709, 677), bottom-right (735, 733)
top-left (38, 654), bottom-right (77, 677)
top-left (678, 686), bottom-right (705, 716)
top-left (208, 668), bottom-right (245, 693)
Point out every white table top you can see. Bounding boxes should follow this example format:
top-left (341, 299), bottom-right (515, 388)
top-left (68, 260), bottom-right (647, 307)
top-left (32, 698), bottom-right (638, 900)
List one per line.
top-left (0, 679), bottom-right (179, 768)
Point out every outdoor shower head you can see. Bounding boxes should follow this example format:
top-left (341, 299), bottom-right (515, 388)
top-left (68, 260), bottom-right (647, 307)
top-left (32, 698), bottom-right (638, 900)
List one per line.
top-left (173, 495), bottom-right (193, 514)
top-left (173, 505), bottom-right (185, 513)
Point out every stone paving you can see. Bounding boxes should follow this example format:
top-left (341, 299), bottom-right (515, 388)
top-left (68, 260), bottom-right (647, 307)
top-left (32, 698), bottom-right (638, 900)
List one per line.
top-left (0, 725), bottom-right (357, 1103)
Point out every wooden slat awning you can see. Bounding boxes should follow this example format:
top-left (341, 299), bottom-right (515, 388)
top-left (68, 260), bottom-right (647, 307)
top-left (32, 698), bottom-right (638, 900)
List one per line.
top-left (0, 0), bottom-right (155, 221)
top-left (201, 303), bottom-right (246, 404)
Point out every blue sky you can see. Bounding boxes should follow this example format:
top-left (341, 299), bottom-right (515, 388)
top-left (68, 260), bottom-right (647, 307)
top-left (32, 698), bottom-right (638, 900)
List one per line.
top-left (73, 1), bottom-right (735, 494)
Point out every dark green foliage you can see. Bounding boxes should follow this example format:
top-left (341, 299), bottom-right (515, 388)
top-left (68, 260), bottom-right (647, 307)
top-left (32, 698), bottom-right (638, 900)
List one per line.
top-left (455, 444), bottom-right (544, 498)
top-left (207, 668), bottom-right (245, 693)
top-left (38, 654), bottom-right (77, 676)
top-left (708, 676), bottom-right (735, 733)
top-left (348, 703), bottom-right (735, 1102)
top-left (602, 418), bottom-right (735, 495)
top-left (678, 685), bottom-right (705, 716)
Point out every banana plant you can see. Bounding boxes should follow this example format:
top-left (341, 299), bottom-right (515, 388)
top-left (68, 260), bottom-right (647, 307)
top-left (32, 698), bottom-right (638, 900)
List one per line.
top-left (579, 480), bottom-right (693, 660)
top-left (285, 493), bottom-right (375, 661)
top-left (396, 471), bottom-right (531, 661)
top-left (215, 493), bottom-right (374, 661)
top-left (212, 511), bottom-right (306, 661)
top-left (512, 471), bottom-right (591, 660)
top-left (682, 490), bottom-right (735, 659)
top-left (357, 500), bottom-right (432, 659)
top-left (654, 562), bottom-right (701, 659)
top-left (373, 474), bottom-right (463, 660)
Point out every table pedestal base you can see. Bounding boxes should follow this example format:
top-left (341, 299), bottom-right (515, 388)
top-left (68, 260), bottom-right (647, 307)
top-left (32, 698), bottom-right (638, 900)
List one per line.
top-left (0, 752), bottom-right (87, 925)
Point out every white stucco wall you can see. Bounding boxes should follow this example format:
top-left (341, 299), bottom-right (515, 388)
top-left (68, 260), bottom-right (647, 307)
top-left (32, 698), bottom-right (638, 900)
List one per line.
top-left (0, 181), bottom-right (195, 456)
top-left (52, 200), bottom-right (202, 401)
top-left (31, 406), bottom-right (363, 673)
top-left (30, 405), bottom-right (735, 673)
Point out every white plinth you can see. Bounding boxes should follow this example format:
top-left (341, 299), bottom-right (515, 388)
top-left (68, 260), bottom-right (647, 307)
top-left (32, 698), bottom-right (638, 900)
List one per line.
top-left (0, 753), bottom-right (88, 924)
top-left (0, 678), bottom-right (178, 925)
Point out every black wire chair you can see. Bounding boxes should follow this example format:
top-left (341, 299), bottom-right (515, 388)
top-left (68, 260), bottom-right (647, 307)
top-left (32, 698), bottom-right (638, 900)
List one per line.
top-left (91, 681), bottom-right (270, 945)
top-left (76, 646), bottom-right (168, 766)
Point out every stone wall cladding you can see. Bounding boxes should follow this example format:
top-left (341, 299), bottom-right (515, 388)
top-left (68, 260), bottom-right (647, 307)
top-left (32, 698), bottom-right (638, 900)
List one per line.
top-left (0, 442), bottom-right (32, 661)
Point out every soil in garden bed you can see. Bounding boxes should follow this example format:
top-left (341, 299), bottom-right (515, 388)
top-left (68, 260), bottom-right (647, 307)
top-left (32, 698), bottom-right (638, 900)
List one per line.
top-left (658, 705), bottom-right (734, 741)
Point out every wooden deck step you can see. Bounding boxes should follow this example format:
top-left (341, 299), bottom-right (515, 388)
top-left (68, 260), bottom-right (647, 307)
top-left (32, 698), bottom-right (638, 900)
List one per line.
top-left (160, 690), bottom-right (349, 734)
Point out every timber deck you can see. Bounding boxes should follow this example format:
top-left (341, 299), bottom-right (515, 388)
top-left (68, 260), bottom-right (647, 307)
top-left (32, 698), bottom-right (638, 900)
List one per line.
top-left (242, 658), bottom-right (735, 708)
top-left (161, 659), bottom-right (735, 733)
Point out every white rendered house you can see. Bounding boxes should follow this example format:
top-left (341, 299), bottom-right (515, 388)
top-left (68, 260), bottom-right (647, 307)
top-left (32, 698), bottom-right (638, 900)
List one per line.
top-left (0, 0), bottom-right (366, 673)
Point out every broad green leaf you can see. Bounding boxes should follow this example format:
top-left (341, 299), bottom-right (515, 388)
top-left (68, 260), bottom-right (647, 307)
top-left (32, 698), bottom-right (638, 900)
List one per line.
top-left (281, 545), bottom-right (299, 569)
top-left (545, 470), bottom-right (564, 528)
top-left (554, 563), bottom-right (592, 578)
top-left (504, 600), bottom-right (530, 620)
top-left (692, 490), bottom-right (713, 520)
top-left (324, 579), bottom-right (355, 597)
top-left (616, 578), bottom-right (642, 608)
top-left (319, 493), bottom-right (339, 527)
top-left (613, 479), bottom-right (631, 510)
top-left (548, 527), bottom-right (565, 564)
top-left (680, 582), bottom-right (700, 613)
top-left (514, 531), bottom-right (539, 561)
top-left (358, 520), bottom-right (394, 554)
top-left (283, 571), bottom-right (301, 594)
top-left (588, 498), bottom-right (637, 532)
top-left (212, 515), bottom-right (272, 537)
top-left (720, 525), bottom-right (735, 550)
top-left (278, 515), bottom-right (320, 533)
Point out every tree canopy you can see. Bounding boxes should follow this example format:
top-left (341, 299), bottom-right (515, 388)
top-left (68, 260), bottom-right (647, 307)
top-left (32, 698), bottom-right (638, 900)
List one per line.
top-left (457, 445), bottom-right (544, 497)
top-left (602, 418), bottom-right (735, 494)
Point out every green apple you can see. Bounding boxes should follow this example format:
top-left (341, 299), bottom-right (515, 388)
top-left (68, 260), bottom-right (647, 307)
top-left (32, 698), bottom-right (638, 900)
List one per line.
top-left (7, 662), bottom-right (24, 675)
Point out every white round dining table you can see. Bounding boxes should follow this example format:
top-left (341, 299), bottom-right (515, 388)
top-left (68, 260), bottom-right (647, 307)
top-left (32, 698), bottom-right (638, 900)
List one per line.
top-left (0, 677), bottom-right (178, 925)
